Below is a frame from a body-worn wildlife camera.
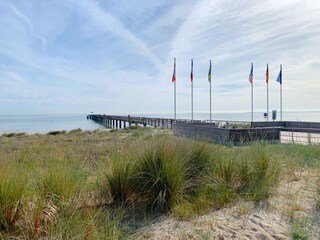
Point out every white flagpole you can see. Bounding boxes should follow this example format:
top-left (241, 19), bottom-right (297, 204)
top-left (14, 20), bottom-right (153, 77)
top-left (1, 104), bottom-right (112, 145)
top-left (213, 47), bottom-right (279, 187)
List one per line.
top-left (267, 63), bottom-right (269, 121)
top-left (174, 80), bottom-right (176, 120)
top-left (280, 64), bottom-right (282, 121)
top-left (209, 60), bottom-right (212, 123)
top-left (191, 59), bottom-right (193, 121)
top-left (174, 58), bottom-right (176, 120)
top-left (251, 62), bottom-right (253, 123)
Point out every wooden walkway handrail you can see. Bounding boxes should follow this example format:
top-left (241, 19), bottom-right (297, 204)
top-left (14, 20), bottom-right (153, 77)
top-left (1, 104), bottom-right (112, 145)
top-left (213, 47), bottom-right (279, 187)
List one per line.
top-left (87, 114), bottom-right (254, 130)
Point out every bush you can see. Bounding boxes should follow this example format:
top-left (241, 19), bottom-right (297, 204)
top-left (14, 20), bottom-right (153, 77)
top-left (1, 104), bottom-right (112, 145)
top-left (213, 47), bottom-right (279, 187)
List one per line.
top-left (47, 131), bottom-right (66, 136)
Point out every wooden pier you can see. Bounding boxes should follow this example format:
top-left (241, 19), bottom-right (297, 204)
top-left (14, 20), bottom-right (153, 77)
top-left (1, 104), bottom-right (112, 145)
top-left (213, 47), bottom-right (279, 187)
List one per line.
top-left (87, 114), bottom-right (197, 129)
top-left (87, 115), bottom-right (320, 144)
top-left (87, 114), bottom-right (275, 144)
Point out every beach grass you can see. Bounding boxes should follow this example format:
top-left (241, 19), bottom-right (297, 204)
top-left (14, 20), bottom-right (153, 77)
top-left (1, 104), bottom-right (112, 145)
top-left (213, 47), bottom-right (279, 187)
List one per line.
top-left (0, 165), bottom-right (27, 229)
top-left (317, 177), bottom-right (320, 210)
top-left (0, 127), bottom-right (318, 238)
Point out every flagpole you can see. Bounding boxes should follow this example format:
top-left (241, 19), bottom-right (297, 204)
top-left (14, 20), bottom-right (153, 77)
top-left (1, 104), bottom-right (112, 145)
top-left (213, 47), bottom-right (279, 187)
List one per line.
top-left (191, 80), bottom-right (193, 121)
top-left (251, 62), bottom-right (253, 123)
top-left (210, 81), bottom-right (212, 122)
top-left (208, 60), bottom-right (212, 123)
top-left (280, 82), bottom-right (282, 121)
top-left (251, 79), bottom-right (253, 122)
top-left (174, 58), bottom-right (176, 120)
top-left (191, 59), bottom-right (193, 121)
top-left (280, 64), bottom-right (282, 121)
top-left (267, 83), bottom-right (269, 121)
top-left (267, 63), bottom-right (269, 121)
top-left (210, 60), bottom-right (212, 123)
top-left (174, 79), bottom-right (176, 120)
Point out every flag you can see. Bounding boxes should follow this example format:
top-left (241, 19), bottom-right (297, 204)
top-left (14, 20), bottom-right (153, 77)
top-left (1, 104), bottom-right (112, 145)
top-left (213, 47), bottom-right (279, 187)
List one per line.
top-left (190, 59), bottom-right (193, 82)
top-left (266, 64), bottom-right (269, 84)
top-left (208, 60), bottom-right (212, 83)
top-left (249, 63), bottom-right (253, 84)
top-left (172, 60), bottom-right (176, 82)
top-left (276, 65), bottom-right (282, 84)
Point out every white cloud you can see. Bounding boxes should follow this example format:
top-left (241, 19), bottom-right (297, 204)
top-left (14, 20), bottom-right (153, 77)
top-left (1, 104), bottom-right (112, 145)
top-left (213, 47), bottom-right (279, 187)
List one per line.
top-left (69, 0), bottom-right (163, 70)
top-left (7, 71), bottom-right (26, 83)
top-left (9, 3), bottom-right (47, 49)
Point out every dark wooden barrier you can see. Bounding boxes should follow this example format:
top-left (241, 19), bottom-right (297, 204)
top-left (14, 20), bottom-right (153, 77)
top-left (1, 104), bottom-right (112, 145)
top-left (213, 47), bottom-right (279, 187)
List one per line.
top-left (172, 123), bottom-right (280, 144)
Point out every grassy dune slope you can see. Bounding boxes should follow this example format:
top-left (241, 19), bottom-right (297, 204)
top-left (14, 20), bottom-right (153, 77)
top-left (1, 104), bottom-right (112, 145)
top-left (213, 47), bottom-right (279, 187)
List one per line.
top-left (0, 127), bottom-right (319, 239)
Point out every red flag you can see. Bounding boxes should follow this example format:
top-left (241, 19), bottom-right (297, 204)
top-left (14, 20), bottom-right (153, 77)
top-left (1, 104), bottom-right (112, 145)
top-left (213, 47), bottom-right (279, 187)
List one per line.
top-left (172, 60), bottom-right (176, 82)
top-left (190, 59), bottom-right (193, 82)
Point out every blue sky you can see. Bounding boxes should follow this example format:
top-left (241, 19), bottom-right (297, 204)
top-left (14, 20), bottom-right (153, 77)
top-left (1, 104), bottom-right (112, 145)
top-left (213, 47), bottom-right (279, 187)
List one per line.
top-left (0, 0), bottom-right (320, 116)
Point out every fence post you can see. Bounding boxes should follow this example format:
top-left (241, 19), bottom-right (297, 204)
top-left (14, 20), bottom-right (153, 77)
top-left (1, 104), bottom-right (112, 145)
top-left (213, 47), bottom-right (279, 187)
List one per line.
top-left (308, 131), bottom-right (311, 145)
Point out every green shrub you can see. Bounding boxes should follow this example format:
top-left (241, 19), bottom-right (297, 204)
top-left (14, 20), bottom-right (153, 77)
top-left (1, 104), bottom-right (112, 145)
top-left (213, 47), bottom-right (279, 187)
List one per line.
top-left (47, 130), bottom-right (66, 136)
top-left (2, 133), bottom-right (16, 138)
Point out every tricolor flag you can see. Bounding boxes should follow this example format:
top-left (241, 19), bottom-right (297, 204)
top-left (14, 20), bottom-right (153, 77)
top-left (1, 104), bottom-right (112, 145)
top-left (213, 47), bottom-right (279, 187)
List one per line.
top-left (172, 60), bottom-right (176, 82)
top-left (208, 60), bottom-right (212, 83)
top-left (276, 65), bottom-right (282, 84)
top-left (190, 59), bottom-right (193, 82)
top-left (248, 63), bottom-right (253, 84)
top-left (266, 64), bottom-right (269, 84)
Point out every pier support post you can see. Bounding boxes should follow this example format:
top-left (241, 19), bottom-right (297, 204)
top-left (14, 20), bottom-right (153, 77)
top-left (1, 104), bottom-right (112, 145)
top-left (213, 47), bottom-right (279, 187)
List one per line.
top-left (124, 121), bottom-right (126, 128)
top-left (119, 121), bottom-right (122, 129)
top-left (116, 120), bottom-right (118, 128)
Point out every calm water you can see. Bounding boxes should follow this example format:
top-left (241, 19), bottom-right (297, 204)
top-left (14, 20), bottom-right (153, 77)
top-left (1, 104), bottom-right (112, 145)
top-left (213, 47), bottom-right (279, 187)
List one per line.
top-left (1, 112), bottom-right (320, 133)
top-left (0, 114), bottom-right (104, 133)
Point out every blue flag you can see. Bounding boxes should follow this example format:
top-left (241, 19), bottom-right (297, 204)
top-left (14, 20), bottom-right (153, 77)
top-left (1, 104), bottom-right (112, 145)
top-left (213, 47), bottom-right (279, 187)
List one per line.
top-left (248, 63), bottom-right (253, 84)
top-left (276, 65), bottom-right (282, 84)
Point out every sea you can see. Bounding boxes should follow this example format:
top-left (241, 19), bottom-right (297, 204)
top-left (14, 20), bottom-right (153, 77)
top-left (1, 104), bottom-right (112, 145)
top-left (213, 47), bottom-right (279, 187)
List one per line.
top-left (1, 111), bottom-right (320, 134)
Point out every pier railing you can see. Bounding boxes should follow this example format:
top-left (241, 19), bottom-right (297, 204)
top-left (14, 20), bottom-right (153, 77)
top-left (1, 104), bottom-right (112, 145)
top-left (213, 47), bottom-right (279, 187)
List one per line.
top-left (87, 115), bottom-right (320, 145)
top-left (87, 114), bottom-right (252, 129)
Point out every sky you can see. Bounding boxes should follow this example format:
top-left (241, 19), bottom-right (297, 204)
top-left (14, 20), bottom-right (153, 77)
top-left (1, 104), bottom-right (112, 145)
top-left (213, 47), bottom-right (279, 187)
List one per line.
top-left (0, 0), bottom-right (320, 116)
